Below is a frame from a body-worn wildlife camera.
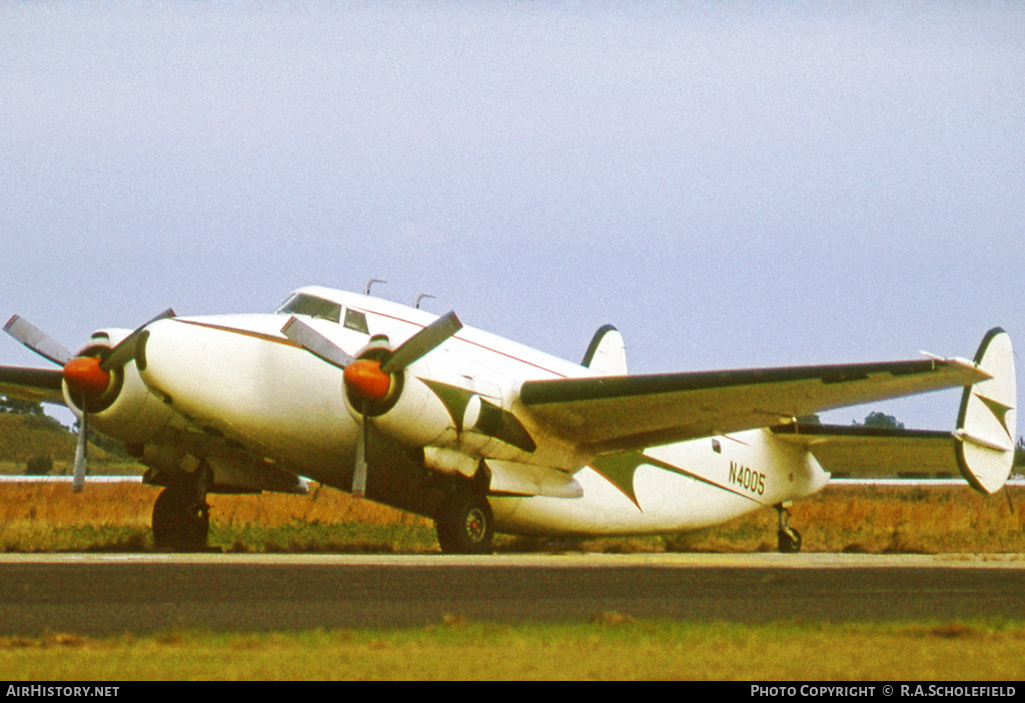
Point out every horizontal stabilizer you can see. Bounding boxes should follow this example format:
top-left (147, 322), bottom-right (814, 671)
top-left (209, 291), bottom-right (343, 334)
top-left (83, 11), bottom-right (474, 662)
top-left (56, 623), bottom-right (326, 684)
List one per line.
top-left (772, 328), bottom-right (1017, 495)
top-left (772, 423), bottom-right (960, 477)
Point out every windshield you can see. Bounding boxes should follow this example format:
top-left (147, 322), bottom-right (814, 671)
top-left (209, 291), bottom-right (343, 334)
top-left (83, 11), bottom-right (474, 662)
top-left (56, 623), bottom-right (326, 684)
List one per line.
top-left (276, 293), bottom-right (342, 323)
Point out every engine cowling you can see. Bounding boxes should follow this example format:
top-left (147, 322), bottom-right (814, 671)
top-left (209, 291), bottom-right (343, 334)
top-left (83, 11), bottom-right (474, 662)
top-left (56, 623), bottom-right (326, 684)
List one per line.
top-left (62, 329), bottom-right (176, 446)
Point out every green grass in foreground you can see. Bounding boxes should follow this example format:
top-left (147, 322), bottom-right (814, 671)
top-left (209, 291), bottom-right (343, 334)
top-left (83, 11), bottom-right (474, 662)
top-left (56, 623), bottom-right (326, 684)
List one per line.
top-left (2, 620), bottom-right (1023, 681)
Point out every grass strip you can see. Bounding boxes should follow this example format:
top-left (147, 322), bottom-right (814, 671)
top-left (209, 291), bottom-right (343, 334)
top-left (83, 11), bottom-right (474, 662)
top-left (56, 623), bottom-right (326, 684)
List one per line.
top-left (0, 620), bottom-right (1023, 681)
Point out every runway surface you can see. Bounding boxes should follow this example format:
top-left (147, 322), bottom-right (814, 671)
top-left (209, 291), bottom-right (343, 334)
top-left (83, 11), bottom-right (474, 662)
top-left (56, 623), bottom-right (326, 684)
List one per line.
top-left (1, 553), bottom-right (1022, 636)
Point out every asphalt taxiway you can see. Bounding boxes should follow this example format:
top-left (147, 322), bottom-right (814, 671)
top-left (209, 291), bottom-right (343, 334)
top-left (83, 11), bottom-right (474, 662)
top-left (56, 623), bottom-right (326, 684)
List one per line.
top-left (0, 553), bottom-right (1022, 636)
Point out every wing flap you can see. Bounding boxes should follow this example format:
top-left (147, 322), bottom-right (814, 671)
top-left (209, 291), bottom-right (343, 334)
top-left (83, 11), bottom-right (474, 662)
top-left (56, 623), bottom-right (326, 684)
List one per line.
top-left (520, 358), bottom-right (987, 453)
top-left (484, 459), bottom-right (584, 498)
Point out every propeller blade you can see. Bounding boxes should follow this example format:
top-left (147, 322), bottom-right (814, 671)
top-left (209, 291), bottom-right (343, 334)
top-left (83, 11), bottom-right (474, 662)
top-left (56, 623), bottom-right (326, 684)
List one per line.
top-left (281, 317), bottom-right (355, 370)
top-left (352, 403), bottom-right (369, 498)
top-left (72, 411), bottom-right (88, 492)
top-left (380, 311), bottom-right (462, 374)
top-left (3, 316), bottom-right (73, 366)
top-left (100, 308), bottom-right (176, 372)
top-left (5, 309), bottom-right (174, 494)
top-left (283, 310), bottom-right (462, 500)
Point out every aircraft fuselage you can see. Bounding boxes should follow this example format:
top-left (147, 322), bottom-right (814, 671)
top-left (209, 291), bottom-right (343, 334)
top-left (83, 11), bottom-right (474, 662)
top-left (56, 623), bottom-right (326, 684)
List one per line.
top-left (81, 287), bottom-right (827, 537)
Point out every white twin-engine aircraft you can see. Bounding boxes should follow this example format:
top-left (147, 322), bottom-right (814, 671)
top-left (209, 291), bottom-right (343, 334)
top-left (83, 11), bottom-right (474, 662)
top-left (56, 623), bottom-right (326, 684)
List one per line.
top-left (0, 285), bottom-right (1017, 554)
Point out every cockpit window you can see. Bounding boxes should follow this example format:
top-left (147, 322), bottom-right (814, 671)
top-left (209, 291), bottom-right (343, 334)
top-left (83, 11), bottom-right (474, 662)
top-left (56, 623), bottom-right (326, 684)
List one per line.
top-left (277, 294), bottom-right (342, 323)
top-left (343, 308), bottom-right (369, 334)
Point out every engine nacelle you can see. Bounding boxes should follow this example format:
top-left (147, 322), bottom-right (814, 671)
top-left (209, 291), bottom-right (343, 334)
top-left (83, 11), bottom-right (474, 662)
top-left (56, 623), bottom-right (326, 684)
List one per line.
top-left (351, 370), bottom-right (460, 450)
top-left (347, 354), bottom-right (572, 473)
top-left (62, 329), bottom-right (176, 446)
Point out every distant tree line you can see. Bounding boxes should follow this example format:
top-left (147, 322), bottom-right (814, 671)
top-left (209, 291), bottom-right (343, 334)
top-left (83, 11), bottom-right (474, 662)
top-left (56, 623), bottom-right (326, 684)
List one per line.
top-left (0, 396), bottom-right (65, 432)
top-left (854, 411), bottom-right (905, 430)
top-left (0, 397), bottom-right (47, 416)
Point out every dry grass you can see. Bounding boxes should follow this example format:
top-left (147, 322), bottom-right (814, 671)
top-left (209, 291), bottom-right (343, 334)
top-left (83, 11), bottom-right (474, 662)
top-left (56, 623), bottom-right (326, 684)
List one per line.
top-left (0, 481), bottom-right (1021, 554)
top-left (662, 484), bottom-right (1025, 555)
top-left (211, 483), bottom-right (427, 527)
top-left (0, 482), bottom-right (437, 552)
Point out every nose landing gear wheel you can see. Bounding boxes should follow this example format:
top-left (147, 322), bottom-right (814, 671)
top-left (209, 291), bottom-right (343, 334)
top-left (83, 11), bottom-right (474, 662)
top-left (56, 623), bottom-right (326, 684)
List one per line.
top-left (435, 488), bottom-right (494, 555)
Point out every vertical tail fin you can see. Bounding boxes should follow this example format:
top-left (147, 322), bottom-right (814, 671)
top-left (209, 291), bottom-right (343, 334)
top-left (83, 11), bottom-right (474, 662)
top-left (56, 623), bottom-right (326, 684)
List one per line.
top-left (956, 328), bottom-right (1017, 494)
top-left (582, 325), bottom-right (628, 375)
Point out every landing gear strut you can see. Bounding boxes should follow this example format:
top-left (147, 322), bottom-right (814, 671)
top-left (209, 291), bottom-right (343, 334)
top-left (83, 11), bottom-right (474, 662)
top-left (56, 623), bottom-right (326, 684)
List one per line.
top-left (775, 502), bottom-right (802, 554)
top-left (435, 486), bottom-right (494, 555)
top-left (152, 467), bottom-right (211, 551)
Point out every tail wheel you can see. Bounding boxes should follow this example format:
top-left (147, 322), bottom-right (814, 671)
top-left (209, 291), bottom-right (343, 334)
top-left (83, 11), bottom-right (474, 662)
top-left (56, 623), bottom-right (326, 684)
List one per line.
top-left (777, 527), bottom-right (802, 554)
top-left (774, 503), bottom-right (802, 554)
top-left (435, 488), bottom-right (494, 555)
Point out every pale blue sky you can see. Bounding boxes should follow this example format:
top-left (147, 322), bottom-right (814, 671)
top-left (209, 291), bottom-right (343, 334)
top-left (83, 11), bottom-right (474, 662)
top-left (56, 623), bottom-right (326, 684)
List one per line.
top-left (2, 1), bottom-right (1023, 432)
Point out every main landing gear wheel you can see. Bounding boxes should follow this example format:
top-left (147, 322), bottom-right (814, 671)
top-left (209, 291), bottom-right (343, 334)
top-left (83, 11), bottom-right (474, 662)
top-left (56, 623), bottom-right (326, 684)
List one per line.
top-left (435, 488), bottom-right (494, 555)
top-left (775, 503), bottom-right (802, 554)
top-left (152, 478), bottom-right (211, 551)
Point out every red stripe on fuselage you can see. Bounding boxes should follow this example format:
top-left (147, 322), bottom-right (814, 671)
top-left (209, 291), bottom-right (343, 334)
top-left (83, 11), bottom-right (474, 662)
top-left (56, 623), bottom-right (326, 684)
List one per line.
top-left (172, 315), bottom-right (572, 380)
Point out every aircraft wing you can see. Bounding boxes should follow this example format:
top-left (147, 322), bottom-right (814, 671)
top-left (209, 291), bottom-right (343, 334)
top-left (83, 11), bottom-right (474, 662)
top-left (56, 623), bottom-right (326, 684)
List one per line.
top-left (770, 423), bottom-right (960, 477)
top-left (0, 366), bottom-right (65, 405)
top-left (519, 357), bottom-right (989, 454)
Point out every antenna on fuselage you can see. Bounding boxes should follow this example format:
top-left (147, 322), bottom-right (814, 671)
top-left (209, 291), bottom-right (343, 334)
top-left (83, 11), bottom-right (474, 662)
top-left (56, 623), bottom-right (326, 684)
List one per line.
top-left (364, 279), bottom-right (386, 296)
top-left (414, 293), bottom-right (435, 309)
